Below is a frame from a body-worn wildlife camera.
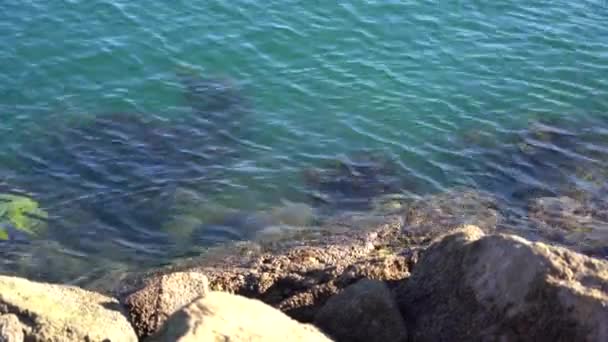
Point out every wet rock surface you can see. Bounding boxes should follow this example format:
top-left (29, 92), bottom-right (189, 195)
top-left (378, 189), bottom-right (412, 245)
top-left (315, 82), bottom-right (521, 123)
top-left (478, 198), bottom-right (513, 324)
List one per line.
top-left (396, 225), bottom-right (608, 342)
top-left (148, 291), bottom-right (332, 342)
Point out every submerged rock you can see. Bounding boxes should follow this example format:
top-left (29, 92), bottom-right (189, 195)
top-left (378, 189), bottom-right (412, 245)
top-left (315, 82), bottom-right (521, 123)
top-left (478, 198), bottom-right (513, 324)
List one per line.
top-left (3, 239), bottom-right (94, 285)
top-left (177, 70), bottom-right (246, 115)
top-left (163, 191), bottom-right (317, 246)
top-left (529, 196), bottom-right (608, 256)
top-left (314, 279), bottom-right (407, 342)
top-left (159, 187), bottom-right (238, 244)
top-left (396, 225), bottom-right (608, 341)
top-left (402, 188), bottom-right (501, 242)
top-left (461, 117), bottom-right (608, 250)
top-left (148, 291), bottom-right (332, 342)
top-left (5, 72), bottom-right (250, 255)
top-left (0, 275), bottom-right (137, 342)
top-left (304, 151), bottom-right (406, 212)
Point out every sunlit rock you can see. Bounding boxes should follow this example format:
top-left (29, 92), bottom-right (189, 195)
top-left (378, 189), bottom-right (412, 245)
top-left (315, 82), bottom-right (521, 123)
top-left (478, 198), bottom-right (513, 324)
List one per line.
top-left (0, 275), bottom-right (137, 342)
top-left (396, 225), bottom-right (608, 341)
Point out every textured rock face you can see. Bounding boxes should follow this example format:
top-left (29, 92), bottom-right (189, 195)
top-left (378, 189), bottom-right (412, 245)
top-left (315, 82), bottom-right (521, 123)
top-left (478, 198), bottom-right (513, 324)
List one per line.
top-left (0, 276), bottom-right (137, 342)
top-left (126, 272), bottom-right (209, 338)
top-left (397, 225), bottom-right (608, 342)
top-left (0, 314), bottom-right (24, 342)
top-left (148, 291), bottom-right (333, 342)
top-left (314, 279), bottom-right (407, 342)
top-left (123, 214), bottom-right (412, 333)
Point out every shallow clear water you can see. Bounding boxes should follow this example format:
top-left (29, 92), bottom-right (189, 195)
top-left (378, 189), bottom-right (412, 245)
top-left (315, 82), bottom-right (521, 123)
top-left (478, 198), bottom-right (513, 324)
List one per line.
top-left (1, 1), bottom-right (608, 283)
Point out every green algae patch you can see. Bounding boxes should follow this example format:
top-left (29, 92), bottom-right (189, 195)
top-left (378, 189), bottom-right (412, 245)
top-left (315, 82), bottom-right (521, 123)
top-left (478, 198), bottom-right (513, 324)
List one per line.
top-left (0, 194), bottom-right (48, 238)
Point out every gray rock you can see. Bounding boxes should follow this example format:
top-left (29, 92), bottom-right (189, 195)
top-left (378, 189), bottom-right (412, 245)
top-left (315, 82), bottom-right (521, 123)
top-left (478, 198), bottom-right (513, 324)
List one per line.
top-left (314, 279), bottom-right (407, 342)
top-left (396, 225), bottom-right (608, 341)
top-left (148, 291), bottom-right (333, 342)
top-left (0, 314), bottom-right (24, 342)
top-left (0, 275), bottom-right (137, 342)
top-left (126, 272), bottom-right (209, 338)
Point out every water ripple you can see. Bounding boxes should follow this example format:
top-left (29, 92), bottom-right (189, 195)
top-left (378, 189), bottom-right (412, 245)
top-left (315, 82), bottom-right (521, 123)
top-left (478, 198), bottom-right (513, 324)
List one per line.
top-left (1, 0), bottom-right (608, 281)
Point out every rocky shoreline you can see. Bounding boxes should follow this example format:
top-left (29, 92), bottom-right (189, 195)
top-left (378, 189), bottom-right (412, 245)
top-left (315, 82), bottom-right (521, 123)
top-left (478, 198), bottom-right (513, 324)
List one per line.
top-left (1, 198), bottom-right (607, 342)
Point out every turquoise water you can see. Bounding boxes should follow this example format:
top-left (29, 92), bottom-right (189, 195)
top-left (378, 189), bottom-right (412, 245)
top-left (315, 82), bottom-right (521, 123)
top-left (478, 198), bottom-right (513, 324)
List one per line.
top-left (1, 1), bottom-right (608, 283)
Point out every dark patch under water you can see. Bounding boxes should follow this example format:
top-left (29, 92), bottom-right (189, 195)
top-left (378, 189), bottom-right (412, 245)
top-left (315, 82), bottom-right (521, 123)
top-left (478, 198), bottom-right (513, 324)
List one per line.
top-left (1, 73), bottom-right (608, 283)
top-left (1, 73), bottom-right (252, 260)
top-left (456, 115), bottom-right (608, 256)
top-left (303, 151), bottom-right (406, 212)
top-left (465, 115), bottom-right (608, 204)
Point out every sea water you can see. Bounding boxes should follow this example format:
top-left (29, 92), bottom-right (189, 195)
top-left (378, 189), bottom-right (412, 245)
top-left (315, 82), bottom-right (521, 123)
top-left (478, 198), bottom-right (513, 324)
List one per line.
top-left (1, 1), bottom-right (607, 283)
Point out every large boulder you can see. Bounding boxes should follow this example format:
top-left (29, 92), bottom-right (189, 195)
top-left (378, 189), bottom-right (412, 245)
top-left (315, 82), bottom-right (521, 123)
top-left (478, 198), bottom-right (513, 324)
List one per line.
top-left (0, 276), bottom-right (137, 342)
top-left (126, 272), bottom-right (209, 338)
top-left (396, 225), bottom-right (608, 341)
top-left (148, 291), bottom-right (332, 342)
top-left (314, 279), bottom-right (407, 342)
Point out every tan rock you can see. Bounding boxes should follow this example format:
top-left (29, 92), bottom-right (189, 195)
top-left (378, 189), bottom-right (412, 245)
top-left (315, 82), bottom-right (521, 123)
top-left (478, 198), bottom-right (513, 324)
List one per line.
top-left (396, 225), bottom-right (608, 341)
top-left (314, 279), bottom-right (407, 342)
top-left (148, 291), bottom-right (333, 342)
top-left (0, 275), bottom-right (136, 342)
top-left (126, 271), bottom-right (209, 338)
top-left (0, 314), bottom-right (24, 342)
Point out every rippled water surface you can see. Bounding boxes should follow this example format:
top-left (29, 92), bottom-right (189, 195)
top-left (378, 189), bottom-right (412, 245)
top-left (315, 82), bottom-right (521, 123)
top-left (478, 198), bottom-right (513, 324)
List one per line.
top-left (1, 1), bottom-right (608, 283)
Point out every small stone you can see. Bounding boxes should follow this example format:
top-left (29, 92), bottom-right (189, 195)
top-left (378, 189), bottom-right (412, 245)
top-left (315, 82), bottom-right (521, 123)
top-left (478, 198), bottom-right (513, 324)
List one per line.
top-left (126, 272), bottom-right (209, 338)
top-left (315, 279), bottom-right (407, 342)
